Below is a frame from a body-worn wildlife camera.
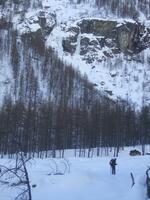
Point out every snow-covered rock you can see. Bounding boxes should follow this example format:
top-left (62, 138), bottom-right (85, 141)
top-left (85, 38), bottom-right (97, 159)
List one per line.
top-left (62, 19), bottom-right (150, 59)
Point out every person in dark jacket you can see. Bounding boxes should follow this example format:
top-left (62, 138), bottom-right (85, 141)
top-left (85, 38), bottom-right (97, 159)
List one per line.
top-left (109, 158), bottom-right (117, 175)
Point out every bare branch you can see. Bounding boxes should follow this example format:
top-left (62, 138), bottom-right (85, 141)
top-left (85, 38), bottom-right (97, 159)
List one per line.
top-left (130, 172), bottom-right (135, 188)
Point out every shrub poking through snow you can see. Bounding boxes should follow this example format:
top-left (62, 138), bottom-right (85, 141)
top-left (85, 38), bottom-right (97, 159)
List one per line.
top-left (48, 158), bottom-right (71, 176)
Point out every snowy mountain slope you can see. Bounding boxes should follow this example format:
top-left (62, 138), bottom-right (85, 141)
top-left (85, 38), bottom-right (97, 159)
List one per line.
top-left (47, 18), bottom-right (150, 108)
top-left (43, 0), bottom-right (150, 108)
top-left (0, 147), bottom-right (149, 200)
top-left (0, 0), bottom-right (150, 108)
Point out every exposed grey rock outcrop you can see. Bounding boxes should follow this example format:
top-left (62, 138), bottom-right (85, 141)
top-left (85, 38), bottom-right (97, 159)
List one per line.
top-left (62, 26), bottom-right (80, 55)
top-left (62, 19), bottom-right (150, 63)
top-left (0, 9), bottom-right (56, 34)
top-left (77, 19), bottom-right (117, 38)
top-left (0, 9), bottom-right (56, 54)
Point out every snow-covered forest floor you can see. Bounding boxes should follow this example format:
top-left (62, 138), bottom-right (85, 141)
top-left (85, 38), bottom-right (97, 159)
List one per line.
top-left (0, 147), bottom-right (150, 200)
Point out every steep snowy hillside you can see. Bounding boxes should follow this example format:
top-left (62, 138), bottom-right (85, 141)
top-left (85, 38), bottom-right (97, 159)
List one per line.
top-left (0, 0), bottom-right (150, 108)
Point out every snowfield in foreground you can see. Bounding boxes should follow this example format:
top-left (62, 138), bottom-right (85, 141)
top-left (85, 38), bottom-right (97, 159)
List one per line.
top-left (0, 148), bottom-right (149, 200)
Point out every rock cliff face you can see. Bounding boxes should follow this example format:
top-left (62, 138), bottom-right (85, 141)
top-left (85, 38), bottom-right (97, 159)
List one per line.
top-left (0, 8), bottom-right (56, 53)
top-left (62, 19), bottom-right (150, 63)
